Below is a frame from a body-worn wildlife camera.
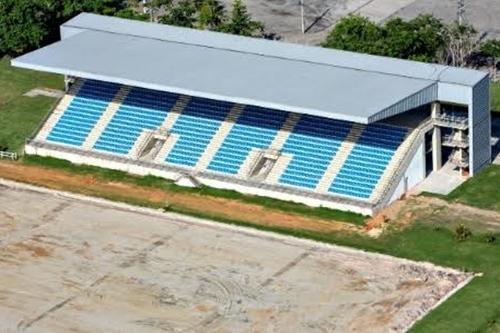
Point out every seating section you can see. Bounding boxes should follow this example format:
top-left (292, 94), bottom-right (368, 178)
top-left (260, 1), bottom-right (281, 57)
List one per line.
top-left (165, 97), bottom-right (233, 167)
top-left (279, 115), bottom-right (352, 189)
top-left (328, 124), bottom-right (408, 199)
top-left (43, 79), bottom-right (410, 202)
top-left (47, 80), bottom-right (120, 146)
top-left (207, 105), bottom-right (289, 174)
top-left (93, 87), bottom-right (179, 155)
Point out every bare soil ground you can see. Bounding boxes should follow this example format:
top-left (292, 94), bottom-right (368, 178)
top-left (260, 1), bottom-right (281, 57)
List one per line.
top-left (0, 183), bottom-right (471, 332)
top-left (384, 196), bottom-right (500, 233)
top-left (0, 161), bottom-right (359, 234)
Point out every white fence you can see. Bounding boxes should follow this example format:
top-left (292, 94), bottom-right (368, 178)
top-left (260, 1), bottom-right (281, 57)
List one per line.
top-left (0, 151), bottom-right (18, 160)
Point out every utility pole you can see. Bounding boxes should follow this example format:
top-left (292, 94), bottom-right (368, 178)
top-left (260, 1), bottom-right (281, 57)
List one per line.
top-left (300, 0), bottom-right (305, 34)
top-left (457, 0), bottom-right (465, 25)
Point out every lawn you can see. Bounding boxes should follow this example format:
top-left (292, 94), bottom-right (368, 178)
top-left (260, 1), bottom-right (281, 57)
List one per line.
top-left (447, 164), bottom-right (500, 211)
top-left (492, 81), bottom-right (500, 113)
top-left (0, 57), bottom-right (63, 152)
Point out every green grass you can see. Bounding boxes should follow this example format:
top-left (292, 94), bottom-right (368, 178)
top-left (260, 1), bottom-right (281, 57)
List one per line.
top-left (22, 155), bottom-right (367, 225)
top-left (445, 165), bottom-right (500, 211)
top-left (0, 57), bottom-right (63, 152)
top-left (492, 82), bottom-right (500, 113)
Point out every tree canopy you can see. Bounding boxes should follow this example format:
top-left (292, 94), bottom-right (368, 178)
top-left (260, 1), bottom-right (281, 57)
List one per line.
top-left (322, 14), bottom-right (444, 62)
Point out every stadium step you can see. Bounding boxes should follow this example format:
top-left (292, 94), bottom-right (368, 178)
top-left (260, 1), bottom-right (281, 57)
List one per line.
top-left (194, 104), bottom-right (244, 171)
top-left (237, 148), bottom-right (262, 178)
top-left (35, 79), bottom-right (84, 141)
top-left (369, 128), bottom-right (416, 202)
top-left (269, 113), bottom-right (301, 150)
top-left (161, 95), bottom-right (191, 130)
top-left (266, 153), bottom-right (293, 184)
top-left (154, 134), bottom-right (179, 163)
top-left (127, 94), bottom-right (190, 159)
top-left (315, 123), bottom-right (366, 193)
top-left (84, 85), bottom-right (131, 150)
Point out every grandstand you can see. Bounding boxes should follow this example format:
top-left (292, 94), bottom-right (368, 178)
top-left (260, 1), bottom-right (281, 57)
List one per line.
top-left (11, 13), bottom-right (491, 215)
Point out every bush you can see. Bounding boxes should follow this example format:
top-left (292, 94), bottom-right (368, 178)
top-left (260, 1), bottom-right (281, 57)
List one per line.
top-left (455, 224), bottom-right (472, 241)
top-left (484, 232), bottom-right (496, 244)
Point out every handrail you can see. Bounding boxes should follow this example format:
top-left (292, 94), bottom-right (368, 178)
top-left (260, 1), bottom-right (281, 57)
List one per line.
top-left (0, 151), bottom-right (18, 160)
top-left (373, 118), bottom-right (433, 210)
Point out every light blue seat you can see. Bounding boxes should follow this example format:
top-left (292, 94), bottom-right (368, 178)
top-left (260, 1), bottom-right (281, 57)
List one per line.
top-left (93, 87), bottom-right (179, 155)
top-left (47, 80), bottom-right (120, 146)
top-left (165, 97), bottom-right (233, 167)
top-left (278, 115), bottom-right (352, 189)
top-left (208, 105), bottom-right (289, 174)
top-left (329, 124), bottom-right (408, 199)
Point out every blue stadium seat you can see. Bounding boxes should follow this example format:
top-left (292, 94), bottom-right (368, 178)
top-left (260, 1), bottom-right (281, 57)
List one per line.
top-left (279, 115), bottom-right (352, 189)
top-left (207, 105), bottom-right (289, 174)
top-left (165, 97), bottom-right (233, 167)
top-left (47, 80), bottom-right (120, 146)
top-left (93, 87), bottom-right (179, 155)
top-left (329, 124), bottom-right (408, 199)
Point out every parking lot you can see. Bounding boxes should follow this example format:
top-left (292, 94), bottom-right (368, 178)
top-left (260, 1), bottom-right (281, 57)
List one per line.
top-left (0, 182), bottom-right (470, 332)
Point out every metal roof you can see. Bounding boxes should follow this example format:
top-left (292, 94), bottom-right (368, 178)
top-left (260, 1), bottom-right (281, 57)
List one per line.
top-left (12, 13), bottom-right (487, 124)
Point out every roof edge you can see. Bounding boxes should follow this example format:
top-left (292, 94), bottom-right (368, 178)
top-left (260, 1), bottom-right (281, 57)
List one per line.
top-left (11, 58), bottom-right (371, 124)
top-left (62, 13), bottom-right (487, 87)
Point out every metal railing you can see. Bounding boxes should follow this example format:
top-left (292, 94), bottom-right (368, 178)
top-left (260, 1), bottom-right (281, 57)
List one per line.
top-left (0, 151), bottom-right (18, 160)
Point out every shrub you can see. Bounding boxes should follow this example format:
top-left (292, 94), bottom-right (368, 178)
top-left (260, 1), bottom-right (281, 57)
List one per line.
top-left (455, 224), bottom-right (472, 241)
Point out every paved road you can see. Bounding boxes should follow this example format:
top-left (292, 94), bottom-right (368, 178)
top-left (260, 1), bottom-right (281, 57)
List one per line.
top-left (0, 182), bottom-right (469, 332)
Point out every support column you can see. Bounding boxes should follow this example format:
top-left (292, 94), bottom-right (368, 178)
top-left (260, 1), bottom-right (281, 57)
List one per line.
top-left (431, 102), bottom-right (442, 172)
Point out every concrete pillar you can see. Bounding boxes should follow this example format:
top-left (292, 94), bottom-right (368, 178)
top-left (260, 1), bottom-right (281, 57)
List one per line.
top-left (64, 75), bottom-right (71, 92)
top-left (431, 102), bottom-right (442, 172)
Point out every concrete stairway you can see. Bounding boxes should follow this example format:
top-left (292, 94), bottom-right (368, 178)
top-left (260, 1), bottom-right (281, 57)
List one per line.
top-left (161, 95), bottom-right (190, 129)
top-left (194, 104), bottom-right (244, 171)
top-left (315, 123), bottom-right (366, 193)
top-left (83, 85), bottom-right (131, 150)
top-left (369, 128), bottom-right (418, 202)
top-left (145, 95), bottom-right (190, 162)
top-left (269, 113), bottom-right (301, 150)
top-left (35, 79), bottom-right (84, 141)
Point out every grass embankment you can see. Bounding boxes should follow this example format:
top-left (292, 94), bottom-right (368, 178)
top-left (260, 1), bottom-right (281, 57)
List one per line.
top-left (1, 157), bottom-right (498, 333)
top-left (430, 165), bottom-right (500, 211)
top-left (22, 155), bottom-right (366, 225)
top-left (492, 82), bottom-right (500, 112)
top-left (0, 57), bottom-right (63, 152)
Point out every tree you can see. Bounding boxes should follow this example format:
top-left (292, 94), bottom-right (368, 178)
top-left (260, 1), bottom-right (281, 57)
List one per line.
top-left (115, 8), bottom-right (150, 21)
top-left (142, 0), bottom-right (172, 22)
top-left (0, 0), bottom-right (52, 56)
top-left (221, 0), bottom-right (263, 37)
top-left (480, 39), bottom-right (500, 79)
top-left (384, 15), bottom-right (443, 62)
top-left (198, 0), bottom-right (226, 30)
top-left (322, 15), bottom-right (443, 62)
top-left (158, 1), bottom-right (197, 28)
top-left (321, 15), bottom-right (385, 55)
top-left (441, 22), bottom-right (478, 67)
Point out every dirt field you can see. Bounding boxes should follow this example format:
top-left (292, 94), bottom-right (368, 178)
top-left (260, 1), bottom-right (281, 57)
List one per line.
top-left (0, 161), bottom-right (359, 234)
top-left (227, 0), bottom-right (500, 44)
top-left (0, 182), bottom-right (471, 332)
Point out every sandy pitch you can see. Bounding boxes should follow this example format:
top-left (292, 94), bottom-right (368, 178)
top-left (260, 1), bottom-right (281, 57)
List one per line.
top-left (0, 181), bottom-right (471, 332)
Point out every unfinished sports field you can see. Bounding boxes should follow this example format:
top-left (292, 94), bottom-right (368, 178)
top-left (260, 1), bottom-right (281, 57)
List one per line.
top-left (0, 182), bottom-right (472, 332)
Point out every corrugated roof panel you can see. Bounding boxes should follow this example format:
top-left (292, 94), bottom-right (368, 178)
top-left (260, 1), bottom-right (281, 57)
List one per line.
top-left (12, 30), bottom-right (436, 124)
